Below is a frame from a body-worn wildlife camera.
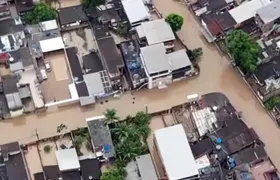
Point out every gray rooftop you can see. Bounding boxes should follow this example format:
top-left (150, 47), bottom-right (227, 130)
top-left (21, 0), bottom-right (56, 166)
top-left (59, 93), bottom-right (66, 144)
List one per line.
top-left (83, 72), bottom-right (105, 96)
top-left (86, 116), bottom-right (115, 158)
top-left (136, 19), bottom-right (175, 45)
top-left (140, 43), bottom-right (170, 75)
top-left (257, 0), bottom-right (280, 24)
top-left (167, 50), bottom-right (192, 71)
top-left (136, 154), bottom-right (158, 180)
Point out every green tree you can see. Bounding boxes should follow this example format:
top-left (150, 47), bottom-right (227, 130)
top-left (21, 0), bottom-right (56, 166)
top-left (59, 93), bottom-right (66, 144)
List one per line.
top-left (44, 145), bottom-right (51, 153)
top-left (101, 167), bottom-right (126, 180)
top-left (192, 48), bottom-right (203, 61)
top-left (104, 108), bottom-right (119, 125)
top-left (116, 23), bottom-right (128, 37)
top-left (24, 3), bottom-right (56, 25)
top-left (226, 30), bottom-right (261, 73)
top-left (82, 0), bottom-right (105, 8)
top-left (113, 122), bottom-right (138, 142)
top-left (116, 138), bottom-right (148, 164)
top-left (165, 13), bottom-right (184, 32)
top-left (264, 97), bottom-right (278, 110)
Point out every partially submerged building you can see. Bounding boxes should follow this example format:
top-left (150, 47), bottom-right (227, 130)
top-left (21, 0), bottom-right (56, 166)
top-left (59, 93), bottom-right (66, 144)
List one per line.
top-left (2, 75), bottom-right (23, 117)
top-left (154, 124), bottom-right (199, 180)
top-left (0, 142), bottom-right (29, 180)
top-left (94, 26), bottom-right (124, 82)
top-left (86, 116), bottom-right (115, 160)
top-left (140, 43), bottom-right (172, 89)
top-left (256, 0), bottom-right (280, 33)
top-left (253, 54), bottom-right (280, 101)
top-left (58, 5), bottom-right (89, 31)
top-left (136, 19), bottom-right (175, 49)
top-left (120, 40), bottom-right (147, 89)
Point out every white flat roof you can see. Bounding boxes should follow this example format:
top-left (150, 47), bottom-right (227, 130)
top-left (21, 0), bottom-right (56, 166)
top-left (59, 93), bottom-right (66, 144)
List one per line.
top-left (140, 43), bottom-right (170, 75)
top-left (39, 19), bottom-right (58, 31)
top-left (229, 0), bottom-right (271, 24)
top-left (137, 19), bottom-right (175, 45)
top-left (55, 148), bottom-right (80, 171)
top-left (122, 0), bottom-right (150, 24)
top-left (39, 37), bottom-right (64, 53)
top-left (154, 124), bottom-right (199, 180)
top-left (167, 49), bottom-right (192, 71)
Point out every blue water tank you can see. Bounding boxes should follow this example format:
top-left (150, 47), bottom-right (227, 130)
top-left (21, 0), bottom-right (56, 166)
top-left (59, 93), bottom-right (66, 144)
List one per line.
top-left (103, 144), bottom-right (110, 153)
top-left (215, 137), bottom-right (222, 144)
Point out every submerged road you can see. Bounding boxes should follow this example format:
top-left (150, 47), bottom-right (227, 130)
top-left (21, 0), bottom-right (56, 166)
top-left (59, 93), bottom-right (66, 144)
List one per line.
top-left (1, 0), bottom-right (280, 169)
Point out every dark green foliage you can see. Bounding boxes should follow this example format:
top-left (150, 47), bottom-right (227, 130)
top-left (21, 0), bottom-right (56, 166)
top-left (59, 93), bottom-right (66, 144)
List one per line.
top-left (226, 30), bottom-right (261, 73)
top-left (24, 3), bottom-right (56, 25)
top-left (165, 13), bottom-right (183, 32)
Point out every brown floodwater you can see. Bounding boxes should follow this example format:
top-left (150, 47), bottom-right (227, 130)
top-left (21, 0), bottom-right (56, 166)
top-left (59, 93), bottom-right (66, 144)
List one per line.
top-left (1, 0), bottom-right (280, 169)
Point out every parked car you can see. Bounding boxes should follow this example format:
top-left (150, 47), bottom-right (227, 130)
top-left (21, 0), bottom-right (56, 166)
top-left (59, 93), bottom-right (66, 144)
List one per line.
top-left (41, 69), bottom-right (48, 80)
top-left (45, 61), bottom-right (51, 72)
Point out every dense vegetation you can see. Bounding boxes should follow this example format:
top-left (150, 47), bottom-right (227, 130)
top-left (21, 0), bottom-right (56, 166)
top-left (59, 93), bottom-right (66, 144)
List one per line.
top-left (24, 3), bottom-right (56, 25)
top-left (226, 30), bottom-right (261, 73)
top-left (101, 109), bottom-right (150, 180)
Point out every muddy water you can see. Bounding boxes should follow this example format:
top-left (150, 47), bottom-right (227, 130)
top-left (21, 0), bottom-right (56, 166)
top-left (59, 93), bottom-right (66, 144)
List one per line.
top-left (1, 0), bottom-right (280, 169)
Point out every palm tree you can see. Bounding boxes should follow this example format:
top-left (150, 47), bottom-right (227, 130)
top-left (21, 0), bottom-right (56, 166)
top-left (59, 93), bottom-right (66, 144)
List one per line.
top-left (132, 112), bottom-right (149, 126)
top-left (113, 122), bottom-right (139, 142)
top-left (103, 108), bottom-right (119, 125)
top-left (116, 139), bottom-right (147, 163)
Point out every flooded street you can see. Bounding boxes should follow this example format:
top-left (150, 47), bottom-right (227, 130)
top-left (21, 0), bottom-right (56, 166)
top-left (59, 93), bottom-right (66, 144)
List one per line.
top-left (1, 0), bottom-right (280, 170)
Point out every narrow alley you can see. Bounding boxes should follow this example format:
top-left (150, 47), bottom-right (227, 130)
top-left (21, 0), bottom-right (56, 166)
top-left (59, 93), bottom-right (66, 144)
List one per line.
top-left (1, 0), bottom-right (280, 170)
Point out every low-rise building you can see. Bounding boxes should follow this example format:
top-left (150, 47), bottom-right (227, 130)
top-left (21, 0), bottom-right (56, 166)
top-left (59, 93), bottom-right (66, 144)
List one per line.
top-left (154, 124), bottom-right (199, 180)
top-left (2, 75), bottom-right (24, 117)
top-left (86, 115), bottom-right (116, 160)
top-left (122, 0), bottom-right (150, 27)
top-left (0, 142), bottom-right (29, 180)
top-left (140, 43), bottom-right (172, 89)
top-left (94, 26), bottom-right (125, 82)
top-left (136, 19), bottom-right (175, 49)
top-left (135, 154), bottom-right (158, 180)
top-left (256, 0), bottom-right (280, 33)
top-left (120, 40), bottom-right (147, 89)
top-left (58, 5), bottom-right (89, 31)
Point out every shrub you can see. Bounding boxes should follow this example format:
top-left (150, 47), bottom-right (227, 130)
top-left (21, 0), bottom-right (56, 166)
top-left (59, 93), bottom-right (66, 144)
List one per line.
top-left (44, 145), bottom-right (51, 153)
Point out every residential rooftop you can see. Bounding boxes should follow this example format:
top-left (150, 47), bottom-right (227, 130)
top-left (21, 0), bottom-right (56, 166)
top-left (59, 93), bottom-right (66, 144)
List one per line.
top-left (201, 10), bottom-right (236, 37)
top-left (121, 0), bottom-right (150, 26)
top-left (197, 0), bottom-right (232, 13)
top-left (94, 26), bottom-right (124, 78)
top-left (168, 49), bottom-right (192, 71)
top-left (257, 0), bottom-right (280, 24)
top-left (140, 43), bottom-right (170, 75)
top-left (154, 124), bottom-right (199, 179)
top-left (80, 159), bottom-right (102, 180)
top-left (229, 0), bottom-right (271, 24)
top-left (0, 18), bottom-right (24, 36)
top-left (66, 47), bottom-right (84, 82)
top-left (82, 52), bottom-right (104, 74)
top-left (86, 116), bottom-right (116, 158)
top-left (15, 0), bottom-right (33, 13)
top-left (0, 142), bottom-right (28, 180)
top-left (135, 154), bottom-right (158, 180)
top-left (254, 54), bottom-right (280, 83)
top-left (58, 5), bottom-right (88, 26)
top-left (119, 40), bottom-right (146, 88)
top-left (136, 19), bottom-right (175, 45)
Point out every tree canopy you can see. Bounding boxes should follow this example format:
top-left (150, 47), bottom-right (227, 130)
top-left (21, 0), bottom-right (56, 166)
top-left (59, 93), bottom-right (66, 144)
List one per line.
top-left (24, 3), bottom-right (56, 25)
top-left (264, 97), bottom-right (278, 110)
top-left (82, 0), bottom-right (105, 8)
top-left (165, 13), bottom-right (184, 32)
top-left (226, 30), bottom-right (261, 73)
top-left (103, 108), bottom-right (119, 125)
